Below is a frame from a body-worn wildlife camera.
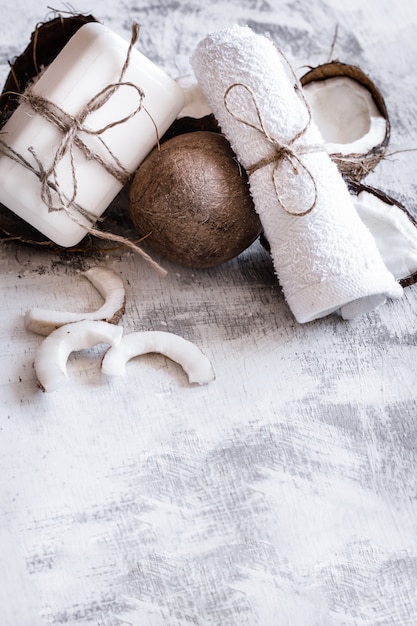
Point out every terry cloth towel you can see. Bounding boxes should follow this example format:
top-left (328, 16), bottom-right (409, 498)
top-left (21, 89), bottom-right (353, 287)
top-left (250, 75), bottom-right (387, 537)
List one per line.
top-left (191, 25), bottom-right (403, 323)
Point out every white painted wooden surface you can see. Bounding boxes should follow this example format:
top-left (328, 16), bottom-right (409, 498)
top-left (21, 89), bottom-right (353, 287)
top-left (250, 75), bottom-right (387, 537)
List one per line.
top-left (1, 1), bottom-right (417, 625)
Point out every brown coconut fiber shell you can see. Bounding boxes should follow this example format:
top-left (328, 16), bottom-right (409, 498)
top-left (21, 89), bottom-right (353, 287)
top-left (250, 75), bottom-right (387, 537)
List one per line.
top-left (0, 14), bottom-right (98, 122)
top-left (300, 61), bottom-right (390, 181)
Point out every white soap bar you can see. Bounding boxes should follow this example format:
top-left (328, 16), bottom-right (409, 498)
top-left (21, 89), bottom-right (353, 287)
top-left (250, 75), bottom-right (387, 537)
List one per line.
top-left (0, 22), bottom-right (184, 246)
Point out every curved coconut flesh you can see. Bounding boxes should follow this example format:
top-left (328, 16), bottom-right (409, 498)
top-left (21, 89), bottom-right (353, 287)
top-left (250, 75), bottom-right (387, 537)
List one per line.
top-left (301, 61), bottom-right (390, 181)
top-left (348, 182), bottom-right (417, 287)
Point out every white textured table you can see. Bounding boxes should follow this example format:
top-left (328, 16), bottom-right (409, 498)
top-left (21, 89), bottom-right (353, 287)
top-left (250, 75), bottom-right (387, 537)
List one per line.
top-left (1, 2), bottom-right (417, 625)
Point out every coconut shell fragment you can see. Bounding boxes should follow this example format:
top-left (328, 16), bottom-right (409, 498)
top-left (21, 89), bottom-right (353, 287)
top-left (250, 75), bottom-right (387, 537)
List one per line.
top-left (301, 61), bottom-right (390, 181)
top-left (0, 13), bottom-right (98, 123)
top-left (260, 181), bottom-right (417, 289)
top-left (129, 131), bottom-right (262, 268)
top-left (161, 113), bottom-right (220, 144)
top-left (347, 181), bottom-right (417, 288)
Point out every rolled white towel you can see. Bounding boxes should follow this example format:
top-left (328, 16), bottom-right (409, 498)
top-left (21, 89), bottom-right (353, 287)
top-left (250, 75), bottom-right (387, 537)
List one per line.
top-left (191, 25), bottom-right (403, 323)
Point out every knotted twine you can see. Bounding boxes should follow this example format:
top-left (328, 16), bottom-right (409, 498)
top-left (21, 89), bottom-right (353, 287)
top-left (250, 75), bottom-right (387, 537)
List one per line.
top-left (0, 23), bottom-right (166, 275)
top-left (223, 44), bottom-right (322, 218)
top-left (191, 25), bottom-right (404, 322)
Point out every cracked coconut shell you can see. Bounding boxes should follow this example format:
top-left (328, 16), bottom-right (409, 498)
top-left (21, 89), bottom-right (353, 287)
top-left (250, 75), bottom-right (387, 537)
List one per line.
top-left (347, 181), bottom-right (417, 288)
top-left (301, 61), bottom-right (390, 181)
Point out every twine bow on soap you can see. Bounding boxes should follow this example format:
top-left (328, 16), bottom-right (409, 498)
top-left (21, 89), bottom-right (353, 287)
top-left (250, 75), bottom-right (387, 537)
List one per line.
top-left (21, 21), bottom-right (147, 219)
top-left (24, 80), bottom-right (144, 218)
top-left (0, 23), bottom-right (166, 274)
top-left (223, 74), bottom-right (321, 218)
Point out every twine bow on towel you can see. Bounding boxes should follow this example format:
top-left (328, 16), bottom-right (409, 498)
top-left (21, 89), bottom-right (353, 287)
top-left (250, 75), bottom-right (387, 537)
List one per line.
top-left (223, 77), bottom-right (321, 218)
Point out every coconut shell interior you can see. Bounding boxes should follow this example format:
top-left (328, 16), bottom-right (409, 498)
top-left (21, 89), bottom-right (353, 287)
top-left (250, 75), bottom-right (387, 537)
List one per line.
top-left (301, 61), bottom-right (390, 181)
top-left (160, 113), bottom-right (220, 143)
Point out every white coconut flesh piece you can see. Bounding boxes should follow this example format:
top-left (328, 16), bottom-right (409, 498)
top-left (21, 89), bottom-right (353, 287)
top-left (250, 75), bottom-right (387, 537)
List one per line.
top-left (34, 320), bottom-right (123, 393)
top-left (351, 187), bottom-right (417, 285)
top-left (25, 266), bottom-right (126, 336)
top-left (175, 76), bottom-right (212, 119)
top-left (303, 76), bottom-right (387, 156)
top-left (102, 330), bottom-right (215, 385)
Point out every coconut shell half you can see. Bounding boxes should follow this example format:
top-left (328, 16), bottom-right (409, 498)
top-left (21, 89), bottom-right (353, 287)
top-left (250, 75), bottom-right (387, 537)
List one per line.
top-left (0, 13), bottom-right (98, 124)
top-left (161, 76), bottom-right (221, 143)
top-left (347, 181), bottom-right (417, 288)
top-left (301, 61), bottom-right (390, 181)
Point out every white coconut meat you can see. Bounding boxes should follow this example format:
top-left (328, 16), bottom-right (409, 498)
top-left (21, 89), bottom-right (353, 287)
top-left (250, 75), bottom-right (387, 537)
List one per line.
top-left (102, 330), bottom-right (215, 385)
top-left (352, 188), bottom-right (417, 284)
top-left (175, 76), bottom-right (212, 119)
top-left (25, 266), bottom-right (126, 336)
top-left (303, 76), bottom-right (387, 156)
top-left (34, 320), bottom-right (124, 393)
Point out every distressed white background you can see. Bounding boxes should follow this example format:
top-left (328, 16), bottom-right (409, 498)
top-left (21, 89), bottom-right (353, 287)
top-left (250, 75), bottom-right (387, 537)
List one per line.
top-left (1, 1), bottom-right (417, 625)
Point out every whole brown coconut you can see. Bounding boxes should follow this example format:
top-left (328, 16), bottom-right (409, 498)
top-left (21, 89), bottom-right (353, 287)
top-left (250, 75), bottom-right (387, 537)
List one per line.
top-left (129, 131), bottom-right (262, 268)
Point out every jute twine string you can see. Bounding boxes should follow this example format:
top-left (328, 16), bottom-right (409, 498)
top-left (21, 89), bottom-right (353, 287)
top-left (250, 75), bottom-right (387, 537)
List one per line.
top-left (223, 45), bottom-right (323, 218)
top-left (0, 23), bottom-right (166, 275)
